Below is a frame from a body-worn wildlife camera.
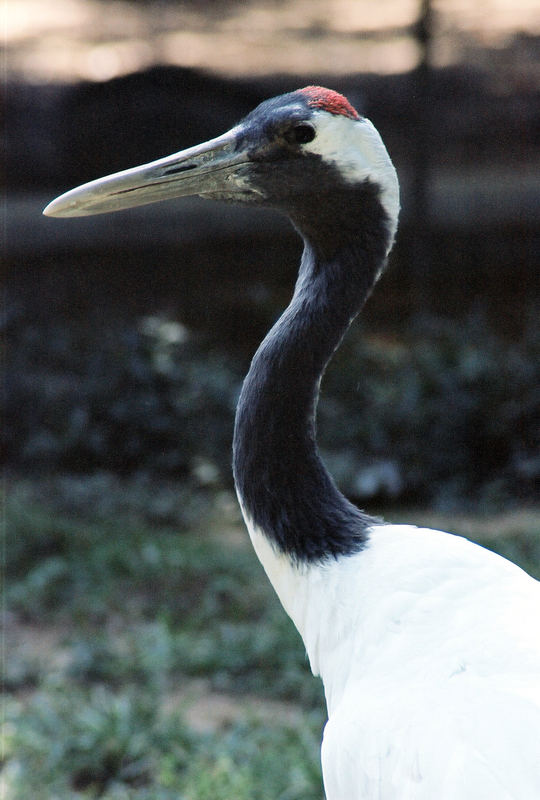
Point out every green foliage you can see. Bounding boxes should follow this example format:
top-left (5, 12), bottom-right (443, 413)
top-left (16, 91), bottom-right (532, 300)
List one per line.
top-left (5, 686), bottom-right (160, 796)
top-left (4, 314), bottom-right (241, 478)
top-left (321, 312), bottom-right (540, 507)
top-left (5, 685), bottom-right (323, 799)
top-left (5, 490), bottom-right (326, 797)
top-left (4, 309), bottom-right (539, 505)
top-left (476, 530), bottom-right (540, 581)
top-left (178, 719), bottom-right (323, 800)
top-left (6, 489), bottom-right (323, 702)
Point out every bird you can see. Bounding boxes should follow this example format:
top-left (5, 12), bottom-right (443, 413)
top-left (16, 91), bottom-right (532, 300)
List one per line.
top-left (44, 86), bottom-right (540, 799)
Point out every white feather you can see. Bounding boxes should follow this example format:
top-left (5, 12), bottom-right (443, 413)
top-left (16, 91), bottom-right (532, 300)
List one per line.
top-left (243, 514), bottom-right (540, 799)
top-left (305, 111), bottom-right (400, 252)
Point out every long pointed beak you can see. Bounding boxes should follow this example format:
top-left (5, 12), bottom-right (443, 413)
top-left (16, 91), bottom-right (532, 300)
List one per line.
top-left (43, 127), bottom-right (248, 218)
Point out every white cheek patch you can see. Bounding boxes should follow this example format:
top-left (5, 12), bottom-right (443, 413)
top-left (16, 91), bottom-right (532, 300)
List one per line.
top-left (305, 111), bottom-right (400, 249)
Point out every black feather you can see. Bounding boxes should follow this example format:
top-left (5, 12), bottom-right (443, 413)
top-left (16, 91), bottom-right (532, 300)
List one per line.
top-left (233, 178), bottom-right (391, 563)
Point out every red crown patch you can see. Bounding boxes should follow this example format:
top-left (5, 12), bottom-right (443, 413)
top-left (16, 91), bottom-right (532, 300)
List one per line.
top-left (298, 86), bottom-right (360, 120)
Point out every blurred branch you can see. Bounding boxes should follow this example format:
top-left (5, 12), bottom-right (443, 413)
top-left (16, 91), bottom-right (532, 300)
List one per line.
top-left (411, 0), bottom-right (434, 289)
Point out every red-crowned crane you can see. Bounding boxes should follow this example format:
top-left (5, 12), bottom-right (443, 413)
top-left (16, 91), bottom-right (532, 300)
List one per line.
top-left (44, 87), bottom-right (540, 799)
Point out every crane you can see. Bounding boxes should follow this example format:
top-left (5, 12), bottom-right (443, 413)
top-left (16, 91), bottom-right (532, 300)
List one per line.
top-left (44, 86), bottom-right (540, 799)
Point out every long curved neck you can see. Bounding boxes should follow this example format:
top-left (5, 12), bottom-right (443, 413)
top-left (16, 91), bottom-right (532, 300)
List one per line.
top-left (233, 186), bottom-right (391, 563)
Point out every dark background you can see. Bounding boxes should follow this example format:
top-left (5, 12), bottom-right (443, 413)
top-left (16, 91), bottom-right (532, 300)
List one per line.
top-left (5, 0), bottom-right (540, 509)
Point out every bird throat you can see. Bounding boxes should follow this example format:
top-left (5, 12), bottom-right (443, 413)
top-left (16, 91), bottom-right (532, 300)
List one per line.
top-left (233, 186), bottom-right (391, 563)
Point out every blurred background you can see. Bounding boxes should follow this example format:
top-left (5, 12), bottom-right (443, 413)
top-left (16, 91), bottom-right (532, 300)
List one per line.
top-left (4, 1), bottom-right (540, 797)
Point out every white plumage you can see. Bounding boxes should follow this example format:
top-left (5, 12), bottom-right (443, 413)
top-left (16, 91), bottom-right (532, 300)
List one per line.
top-left (248, 519), bottom-right (540, 798)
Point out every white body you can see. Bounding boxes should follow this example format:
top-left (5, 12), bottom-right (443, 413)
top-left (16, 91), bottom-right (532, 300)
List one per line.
top-left (245, 517), bottom-right (540, 799)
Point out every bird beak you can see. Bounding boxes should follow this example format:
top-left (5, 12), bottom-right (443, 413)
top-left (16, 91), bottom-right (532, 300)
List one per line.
top-left (43, 127), bottom-right (249, 218)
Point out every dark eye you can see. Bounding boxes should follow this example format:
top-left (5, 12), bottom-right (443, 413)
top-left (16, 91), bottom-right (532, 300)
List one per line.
top-left (286, 123), bottom-right (316, 145)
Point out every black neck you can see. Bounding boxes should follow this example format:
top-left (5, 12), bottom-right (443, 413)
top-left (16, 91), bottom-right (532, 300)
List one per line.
top-left (233, 184), bottom-right (391, 562)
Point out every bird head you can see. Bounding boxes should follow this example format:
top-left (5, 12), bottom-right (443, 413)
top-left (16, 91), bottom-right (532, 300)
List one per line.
top-left (44, 86), bottom-right (399, 247)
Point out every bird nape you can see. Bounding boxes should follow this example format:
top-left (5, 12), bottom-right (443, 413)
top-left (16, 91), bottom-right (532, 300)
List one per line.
top-left (44, 86), bottom-right (540, 799)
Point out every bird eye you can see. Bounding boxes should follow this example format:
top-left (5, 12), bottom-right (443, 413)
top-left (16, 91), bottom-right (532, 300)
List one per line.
top-left (286, 124), bottom-right (316, 145)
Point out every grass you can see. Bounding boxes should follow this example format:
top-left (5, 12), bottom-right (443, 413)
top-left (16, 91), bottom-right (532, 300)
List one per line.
top-left (5, 685), bottom-right (323, 799)
top-left (4, 478), bottom-right (326, 799)
top-left (3, 476), bottom-right (539, 798)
